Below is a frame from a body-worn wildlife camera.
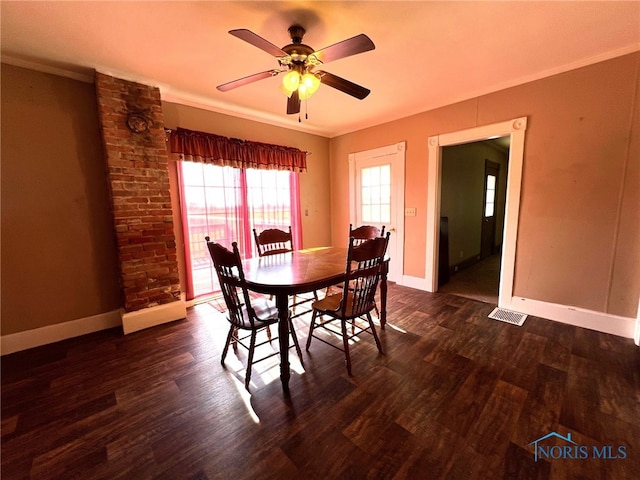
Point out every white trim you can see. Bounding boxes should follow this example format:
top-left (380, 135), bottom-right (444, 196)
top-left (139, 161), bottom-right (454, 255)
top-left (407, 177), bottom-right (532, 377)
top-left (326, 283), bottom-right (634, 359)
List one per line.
top-left (504, 296), bottom-right (636, 340)
top-left (122, 301), bottom-right (187, 335)
top-left (1, 309), bottom-right (122, 356)
top-left (426, 117), bottom-right (528, 305)
top-left (635, 296), bottom-right (640, 346)
top-left (401, 275), bottom-right (428, 290)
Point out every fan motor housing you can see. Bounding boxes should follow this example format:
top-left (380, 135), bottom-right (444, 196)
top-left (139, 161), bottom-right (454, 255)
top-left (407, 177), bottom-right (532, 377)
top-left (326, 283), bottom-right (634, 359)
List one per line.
top-left (282, 25), bottom-right (315, 65)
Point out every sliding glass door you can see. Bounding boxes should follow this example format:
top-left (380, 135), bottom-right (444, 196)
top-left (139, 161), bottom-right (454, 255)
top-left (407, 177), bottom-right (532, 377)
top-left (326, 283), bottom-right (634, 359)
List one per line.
top-left (178, 161), bottom-right (301, 299)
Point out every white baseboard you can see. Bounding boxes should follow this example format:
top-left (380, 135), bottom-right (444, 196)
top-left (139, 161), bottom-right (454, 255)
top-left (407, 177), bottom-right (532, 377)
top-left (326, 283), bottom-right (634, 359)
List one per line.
top-left (1, 300), bottom-right (189, 355)
top-left (399, 275), bottom-right (428, 290)
top-left (121, 300), bottom-right (187, 334)
top-left (1, 309), bottom-right (122, 356)
top-left (397, 275), bottom-right (636, 340)
top-left (502, 296), bottom-right (636, 340)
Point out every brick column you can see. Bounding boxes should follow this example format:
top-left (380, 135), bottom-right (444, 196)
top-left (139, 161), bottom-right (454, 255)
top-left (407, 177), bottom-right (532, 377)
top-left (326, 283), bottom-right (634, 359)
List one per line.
top-left (95, 73), bottom-right (185, 334)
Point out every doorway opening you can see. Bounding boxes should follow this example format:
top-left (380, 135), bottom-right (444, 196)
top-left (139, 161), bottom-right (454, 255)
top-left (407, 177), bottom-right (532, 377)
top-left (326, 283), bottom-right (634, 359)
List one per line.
top-left (425, 117), bottom-right (527, 309)
top-left (437, 140), bottom-right (510, 304)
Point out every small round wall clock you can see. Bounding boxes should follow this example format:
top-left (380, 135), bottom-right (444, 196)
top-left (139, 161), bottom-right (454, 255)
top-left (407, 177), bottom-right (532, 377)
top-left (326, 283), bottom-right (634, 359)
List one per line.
top-left (126, 113), bottom-right (150, 133)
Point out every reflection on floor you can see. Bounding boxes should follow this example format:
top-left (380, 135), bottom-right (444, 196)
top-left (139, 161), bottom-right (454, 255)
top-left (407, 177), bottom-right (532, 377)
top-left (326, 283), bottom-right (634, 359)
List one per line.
top-left (439, 253), bottom-right (501, 304)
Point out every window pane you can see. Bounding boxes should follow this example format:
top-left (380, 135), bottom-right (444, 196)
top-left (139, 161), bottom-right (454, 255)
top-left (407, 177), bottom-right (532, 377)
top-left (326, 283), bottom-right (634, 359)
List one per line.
top-left (360, 164), bottom-right (392, 224)
top-left (485, 202), bottom-right (495, 217)
top-left (361, 168), bottom-right (371, 187)
top-left (362, 205), bottom-right (372, 222)
top-left (487, 175), bottom-right (496, 190)
top-left (246, 168), bottom-right (293, 256)
top-left (362, 186), bottom-right (371, 204)
top-left (371, 186), bottom-right (381, 204)
top-left (181, 161), bottom-right (204, 186)
top-left (371, 204), bottom-right (381, 222)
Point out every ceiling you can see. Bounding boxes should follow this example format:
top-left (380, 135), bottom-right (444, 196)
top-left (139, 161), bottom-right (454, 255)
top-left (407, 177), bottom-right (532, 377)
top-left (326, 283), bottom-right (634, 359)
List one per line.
top-left (2, 1), bottom-right (639, 138)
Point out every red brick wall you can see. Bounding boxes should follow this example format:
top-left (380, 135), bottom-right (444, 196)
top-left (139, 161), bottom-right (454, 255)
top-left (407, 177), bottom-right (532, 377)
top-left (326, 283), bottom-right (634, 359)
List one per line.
top-left (95, 73), bottom-right (181, 312)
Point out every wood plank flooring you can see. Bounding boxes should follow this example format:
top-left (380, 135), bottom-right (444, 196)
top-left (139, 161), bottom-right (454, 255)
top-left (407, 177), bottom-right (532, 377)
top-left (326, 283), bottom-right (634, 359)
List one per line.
top-left (2, 284), bottom-right (639, 479)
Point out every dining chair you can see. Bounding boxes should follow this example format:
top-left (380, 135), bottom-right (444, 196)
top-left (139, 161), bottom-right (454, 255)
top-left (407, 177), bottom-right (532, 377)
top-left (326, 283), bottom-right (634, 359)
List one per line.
top-left (306, 232), bottom-right (390, 375)
top-left (332, 224), bottom-right (387, 316)
top-left (205, 237), bottom-right (304, 390)
top-left (253, 226), bottom-right (294, 256)
top-left (253, 226), bottom-right (318, 320)
top-left (349, 224), bottom-right (386, 245)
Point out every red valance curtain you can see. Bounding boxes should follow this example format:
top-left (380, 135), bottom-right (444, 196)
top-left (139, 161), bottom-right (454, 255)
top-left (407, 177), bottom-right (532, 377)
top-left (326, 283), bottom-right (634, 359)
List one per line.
top-left (169, 127), bottom-right (307, 173)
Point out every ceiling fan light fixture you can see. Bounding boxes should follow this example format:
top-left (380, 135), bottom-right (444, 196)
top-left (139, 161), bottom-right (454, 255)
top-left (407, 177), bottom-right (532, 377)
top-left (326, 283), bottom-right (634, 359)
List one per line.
top-left (279, 83), bottom-right (294, 98)
top-left (219, 27), bottom-right (375, 116)
top-left (280, 70), bottom-right (300, 96)
top-left (298, 72), bottom-right (321, 100)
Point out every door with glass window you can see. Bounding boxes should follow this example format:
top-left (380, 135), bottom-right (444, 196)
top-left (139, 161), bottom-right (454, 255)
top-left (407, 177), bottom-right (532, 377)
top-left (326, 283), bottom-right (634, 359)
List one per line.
top-left (178, 161), bottom-right (301, 300)
top-left (350, 143), bottom-right (405, 283)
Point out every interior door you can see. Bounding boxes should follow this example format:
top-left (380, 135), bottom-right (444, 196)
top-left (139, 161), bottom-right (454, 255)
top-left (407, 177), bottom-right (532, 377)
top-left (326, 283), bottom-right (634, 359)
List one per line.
top-left (349, 143), bottom-right (405, 283)
top-left (481, 160), bottom-right (500, 259)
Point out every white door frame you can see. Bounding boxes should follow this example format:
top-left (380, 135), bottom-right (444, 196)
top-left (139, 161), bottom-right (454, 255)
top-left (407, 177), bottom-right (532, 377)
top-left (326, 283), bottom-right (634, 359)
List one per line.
top-left (349, 142), bottom-right (406, 283)
top-left (635, 297), bottom-right (640, 346)
top-left (425, 117), bottom-right (527, 307)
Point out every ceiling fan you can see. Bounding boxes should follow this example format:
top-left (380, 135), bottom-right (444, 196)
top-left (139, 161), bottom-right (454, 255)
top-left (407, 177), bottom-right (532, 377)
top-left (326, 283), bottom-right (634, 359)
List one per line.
top-left (217, 25), bottom-right (375, 116)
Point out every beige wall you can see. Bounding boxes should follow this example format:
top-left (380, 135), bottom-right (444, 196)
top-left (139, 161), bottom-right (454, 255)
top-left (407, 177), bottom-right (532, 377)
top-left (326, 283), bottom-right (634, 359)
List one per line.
top-left (1, 65), bottom-right (122, 335)
top-left (331, 52), bottom-right (640, 318)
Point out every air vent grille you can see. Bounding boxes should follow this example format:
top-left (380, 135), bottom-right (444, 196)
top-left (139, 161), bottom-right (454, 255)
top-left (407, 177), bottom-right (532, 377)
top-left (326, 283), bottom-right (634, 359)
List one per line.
top-left (488, 308), bottom-right (527, 326)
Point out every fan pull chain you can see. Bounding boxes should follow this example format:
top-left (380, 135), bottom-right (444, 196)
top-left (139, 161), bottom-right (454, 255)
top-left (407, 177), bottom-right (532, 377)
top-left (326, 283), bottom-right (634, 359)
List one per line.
top-left (297, 100), bottom-right (309, 123)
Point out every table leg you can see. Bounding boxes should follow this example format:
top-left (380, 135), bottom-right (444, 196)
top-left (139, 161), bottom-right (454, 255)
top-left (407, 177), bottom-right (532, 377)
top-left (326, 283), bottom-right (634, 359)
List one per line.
top-left (380, 261), bottom-right (388, 329)
top-left (275, 292), bottom-right (290, 392)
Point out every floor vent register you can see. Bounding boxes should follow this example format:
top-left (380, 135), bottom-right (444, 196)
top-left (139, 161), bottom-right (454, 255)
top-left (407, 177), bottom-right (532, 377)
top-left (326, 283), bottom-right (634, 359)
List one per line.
top-left (488, 307), bottom-right (527, 326)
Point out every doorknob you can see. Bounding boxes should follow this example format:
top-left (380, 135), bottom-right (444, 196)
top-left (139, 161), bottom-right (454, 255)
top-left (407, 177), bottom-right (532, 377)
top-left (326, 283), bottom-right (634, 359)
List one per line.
top-left (389, 228), bottom-right (396, 232)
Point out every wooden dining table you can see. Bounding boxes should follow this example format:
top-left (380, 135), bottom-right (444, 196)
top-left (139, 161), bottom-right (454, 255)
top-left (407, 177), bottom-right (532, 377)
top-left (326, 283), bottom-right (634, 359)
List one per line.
top-left (241, 246), bottom-right (389, 392)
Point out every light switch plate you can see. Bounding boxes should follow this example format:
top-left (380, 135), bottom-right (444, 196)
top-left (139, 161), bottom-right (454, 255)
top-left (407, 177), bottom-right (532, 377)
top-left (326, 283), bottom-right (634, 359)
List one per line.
top-left (405, 207), bottom-right (417, 217)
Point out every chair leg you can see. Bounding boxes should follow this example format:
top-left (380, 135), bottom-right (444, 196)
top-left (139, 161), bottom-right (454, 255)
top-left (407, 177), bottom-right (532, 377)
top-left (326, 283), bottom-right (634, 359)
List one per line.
top-left (289, 320), bottom-right (304, 367)
top-left (245, 330), bottom-right (257, 389)
top-left (367, 313), bottom-right (383, 354)
top-left (306, 311), bottom-right (319, 351)
top-left (231, 327), bottom-right (239, 351)
top-left (266, 325), bottom-right (272, 342)
top-left (221, 325), bottom-right (235, 365)
top-left (341, 319), bottom-right (352, 376)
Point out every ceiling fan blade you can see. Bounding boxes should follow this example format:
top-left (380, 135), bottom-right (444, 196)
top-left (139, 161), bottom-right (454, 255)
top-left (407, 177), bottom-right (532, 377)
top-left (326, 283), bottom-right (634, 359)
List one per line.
top-left (287, 90), bottom-right (301, 115)
top-left (316, 71), bottom-right (371, 100)
top-left (229, 29), bottom-right (287, 57)
top-left (312, 34), bottom-right (375, 64)
top-left (217, 70), bottom-right (279, 92)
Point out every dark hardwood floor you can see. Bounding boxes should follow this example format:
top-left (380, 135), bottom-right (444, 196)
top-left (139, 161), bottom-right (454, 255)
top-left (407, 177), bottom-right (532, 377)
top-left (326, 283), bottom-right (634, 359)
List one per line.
top-left (2, 284), bottom-right (639, 479)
